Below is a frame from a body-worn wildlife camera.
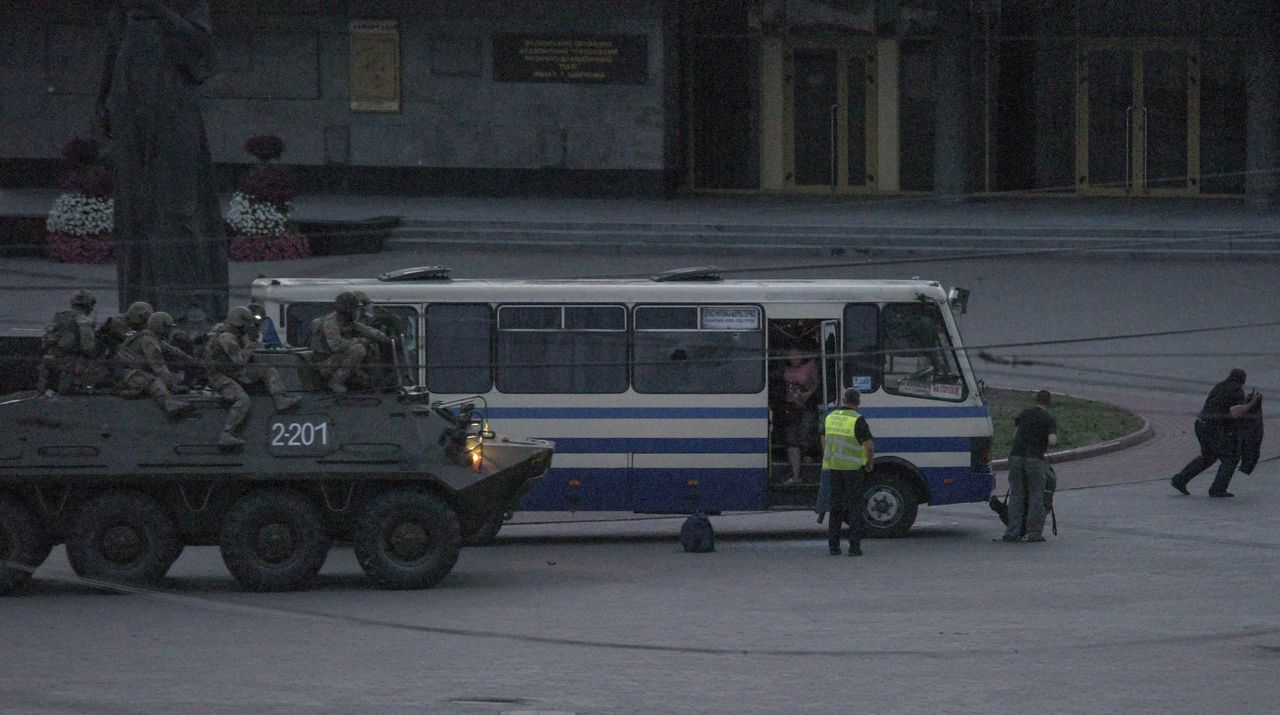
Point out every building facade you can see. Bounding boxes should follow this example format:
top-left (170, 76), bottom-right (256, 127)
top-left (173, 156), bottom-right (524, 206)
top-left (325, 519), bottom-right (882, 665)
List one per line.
top-left (1, 0), bottom-right (1276, 203)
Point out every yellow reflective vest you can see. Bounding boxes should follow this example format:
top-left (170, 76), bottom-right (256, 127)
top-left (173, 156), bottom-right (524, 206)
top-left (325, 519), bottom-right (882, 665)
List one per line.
top-left (822, 408), bottom-right (868, 470)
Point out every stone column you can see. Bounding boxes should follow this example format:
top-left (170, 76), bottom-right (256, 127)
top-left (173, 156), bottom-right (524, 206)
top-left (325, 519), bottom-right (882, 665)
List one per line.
top-left (1245, 16), bottom-right (1279, 207)
top-left (933, 2), bottom-right (972, 200)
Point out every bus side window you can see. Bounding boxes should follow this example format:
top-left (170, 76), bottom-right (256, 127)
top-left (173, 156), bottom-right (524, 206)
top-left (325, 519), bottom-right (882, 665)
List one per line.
top-left (426, 303), bottom-right (493, 394)
top-left (496, 305), bottom-right (627, 394)
top-left (284, 302), bottom-right (330, 349)
top-left (881, 302), bottom-right (966, 401)
top-left (634, 305), bottom-right (764, 394)
top-left (843, 303), bottom-right (881, 393)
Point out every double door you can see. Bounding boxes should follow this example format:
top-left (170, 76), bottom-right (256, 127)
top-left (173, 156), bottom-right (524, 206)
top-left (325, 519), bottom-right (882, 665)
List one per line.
top-left (1077, 41), bottom-right (1200, 195)
top-left (786, 43), bottom-right (877, 192)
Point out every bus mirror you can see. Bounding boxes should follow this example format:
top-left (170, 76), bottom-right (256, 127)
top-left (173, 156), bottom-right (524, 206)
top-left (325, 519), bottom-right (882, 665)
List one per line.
top-left (948, 287), bottom-right (970, 315)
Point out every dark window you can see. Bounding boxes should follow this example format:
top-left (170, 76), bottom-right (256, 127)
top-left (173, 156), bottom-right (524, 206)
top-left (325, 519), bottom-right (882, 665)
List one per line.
top-left (633, 305), bottom-right (764, 394)
top-left (496, 305), bottom-right (628, 394)
top-left (843, 303), bottom-right (881, 393)
top-left (426, 303), bottom-right (492, 393)
top-left (881, 302), bottom-right (966, 402)
top-left (285, 302), bottom-right (329, 348)
top-left (285, 302), bottom-right (418, 360)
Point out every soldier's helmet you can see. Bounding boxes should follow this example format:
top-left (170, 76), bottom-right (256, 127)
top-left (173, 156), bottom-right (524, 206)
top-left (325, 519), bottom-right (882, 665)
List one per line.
top-left (70, 289), bottom-right (96, 310)
top-left (225, 306), bottom-right (258, 330)
top-left (125, 301), bottom-right (154, 326)
top-left (146, 311), bottom-right (175, 335)
top-left (335, 291), bottom-right (362, 315)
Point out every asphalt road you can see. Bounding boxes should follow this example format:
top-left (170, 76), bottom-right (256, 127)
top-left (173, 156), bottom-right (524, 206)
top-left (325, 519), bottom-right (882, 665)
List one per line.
top-left (2, 247), bottom-right (1278, 713)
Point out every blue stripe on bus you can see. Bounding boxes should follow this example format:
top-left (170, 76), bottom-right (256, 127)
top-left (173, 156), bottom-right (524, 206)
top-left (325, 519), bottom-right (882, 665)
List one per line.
top-left (552, 438), bottom-right (768, 454)
top-left (547, 436), bottom-right (971, 454)
top-left (486, 406), bottom-right (987, 420)
top-left (519, 465), bottom-right (994, 511)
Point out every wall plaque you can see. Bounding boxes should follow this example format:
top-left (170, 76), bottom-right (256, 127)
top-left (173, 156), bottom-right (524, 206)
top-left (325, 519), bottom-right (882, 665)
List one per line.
top-left (493, 34), bottom-right (648, 84)
top-left (350, 20), bottom-right (400, 112)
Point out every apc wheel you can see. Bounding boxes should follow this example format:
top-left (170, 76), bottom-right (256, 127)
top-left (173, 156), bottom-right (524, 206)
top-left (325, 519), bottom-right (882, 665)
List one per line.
top-left (0, 493), bottom-right (51, 595)
top-left (219, 490), bottom-right (330, 592)
top-left (354, 490), bottom-right (461, 590)
top-left (66, 491), bottom-right (180, 587)
top-left (860, 471), bottom-right (919, 539)
top-left (462, 514), bottom-right (503, 547)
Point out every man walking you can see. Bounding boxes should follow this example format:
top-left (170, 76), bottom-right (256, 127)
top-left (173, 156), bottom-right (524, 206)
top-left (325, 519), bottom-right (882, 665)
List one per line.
top-left (1171, 369), bottom-right (1262, 498)
top-left (1001, 390), bottom-right (1057, 543)
top-left (818, 387), bottom-right (875, 556)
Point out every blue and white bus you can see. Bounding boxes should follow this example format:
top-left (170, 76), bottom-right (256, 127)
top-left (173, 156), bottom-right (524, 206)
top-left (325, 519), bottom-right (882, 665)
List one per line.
top-left (252, 267), bottom-right (993, 539)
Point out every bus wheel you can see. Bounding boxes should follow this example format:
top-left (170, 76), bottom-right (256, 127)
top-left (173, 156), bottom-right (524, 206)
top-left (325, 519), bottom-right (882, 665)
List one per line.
top-left (354, 490), bottom-right (461, 590)
top-left (219, 490), bottom-right (330, 592)
top-left (861, 472), bottom-right (919, 539)
top-left (66, 491), bottom-right (181, 587)
top-left (0, 493), bottom-right (51, 595)
top-left (463, 514), bottom-right (503, 547)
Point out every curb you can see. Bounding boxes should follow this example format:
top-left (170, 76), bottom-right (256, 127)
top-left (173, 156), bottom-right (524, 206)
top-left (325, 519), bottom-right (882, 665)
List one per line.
top-left (990, 417), bottom-right (1154, 472)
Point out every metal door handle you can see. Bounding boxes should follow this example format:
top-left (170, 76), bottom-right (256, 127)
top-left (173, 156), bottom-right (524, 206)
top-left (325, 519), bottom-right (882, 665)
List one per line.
top-left (830, 104), bottom-right (838, 188)
top-left (1125, 105), bottom-right (1133, 188)
top-left (1141, 106), bottom-right (1149, 186)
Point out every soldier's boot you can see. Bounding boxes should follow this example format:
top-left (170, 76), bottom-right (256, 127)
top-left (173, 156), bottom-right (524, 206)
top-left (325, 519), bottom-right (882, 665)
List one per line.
top-left (161, 397), bottom-right (194, 420)
top-left (274, 394), bottom-right (302, 413)
top-left (327, 370), bottom-right (351, 394)
top-left (218, 429), bottom-right (246, 449)
top-left (264, 369), bottom-right (302, 412)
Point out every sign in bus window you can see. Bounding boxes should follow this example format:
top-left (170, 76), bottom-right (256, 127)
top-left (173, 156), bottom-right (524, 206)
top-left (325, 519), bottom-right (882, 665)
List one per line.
top-left (880, 303), bottom-right (966, 402)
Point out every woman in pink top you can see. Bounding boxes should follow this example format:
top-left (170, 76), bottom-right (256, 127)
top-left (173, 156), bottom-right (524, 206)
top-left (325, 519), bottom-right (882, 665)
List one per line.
top-left (781, 349), bottom-right (820, 485)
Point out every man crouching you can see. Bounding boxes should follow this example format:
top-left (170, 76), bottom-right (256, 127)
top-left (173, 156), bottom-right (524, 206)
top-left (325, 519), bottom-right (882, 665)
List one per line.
top-left (206, 306), bottom-right (302, 448)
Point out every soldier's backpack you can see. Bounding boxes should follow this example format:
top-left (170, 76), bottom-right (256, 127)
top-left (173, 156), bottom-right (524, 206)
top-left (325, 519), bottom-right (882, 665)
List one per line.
top-left (680, 511), bottom-right (715, 553)
top-left (988, 465), bottom-right (1059, 535)
top-left (42, 311), bottom-right (80, 352)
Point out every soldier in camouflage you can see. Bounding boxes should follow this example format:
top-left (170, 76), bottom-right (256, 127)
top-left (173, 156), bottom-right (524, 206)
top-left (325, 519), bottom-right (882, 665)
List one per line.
top-left (309, 291), bottom-right (390, 394)
top-left (38, 289), bottom-right (107, 394)
top-left (116, 311), bottom-right (195, 419)
top-left (206, 306), bottom-right (302, 448)
top-left (97, 301), bottom-right (155, 361)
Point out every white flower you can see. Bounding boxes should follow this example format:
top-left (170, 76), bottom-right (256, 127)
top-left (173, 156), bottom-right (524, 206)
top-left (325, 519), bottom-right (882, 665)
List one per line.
top-left (47, 193), bottom-right (114, 236)
top-left (225, 191), bottom-right (289, 237)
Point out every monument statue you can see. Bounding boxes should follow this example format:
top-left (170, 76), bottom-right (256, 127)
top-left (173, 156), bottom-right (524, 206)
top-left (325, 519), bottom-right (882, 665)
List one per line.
top-left (96, 0), bottom-right (228, 326)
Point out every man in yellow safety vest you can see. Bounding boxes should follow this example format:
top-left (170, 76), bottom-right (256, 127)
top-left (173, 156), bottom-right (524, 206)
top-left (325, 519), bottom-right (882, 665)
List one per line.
top-left (819, 387), bottom-right (876, 556)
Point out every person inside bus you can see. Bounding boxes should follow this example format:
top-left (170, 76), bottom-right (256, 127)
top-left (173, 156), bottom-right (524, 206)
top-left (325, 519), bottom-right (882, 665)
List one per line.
top-left (780, 347), bottom-right (820, 486)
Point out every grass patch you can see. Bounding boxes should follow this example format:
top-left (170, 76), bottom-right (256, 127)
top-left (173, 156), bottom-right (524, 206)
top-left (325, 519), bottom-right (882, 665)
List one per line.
top-left (984, 387), bottom-right (1144, 461)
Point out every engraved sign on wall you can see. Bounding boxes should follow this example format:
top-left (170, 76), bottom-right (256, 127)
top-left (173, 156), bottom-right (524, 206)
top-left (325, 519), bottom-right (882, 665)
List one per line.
top-left (350, 20), bottom-right (400, 112)
top-left (492, 34), bottom-right (648, 84)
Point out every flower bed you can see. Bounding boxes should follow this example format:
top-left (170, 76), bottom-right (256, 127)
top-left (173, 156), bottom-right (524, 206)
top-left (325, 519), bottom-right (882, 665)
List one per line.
top-left (225, 135), bottom-right (310, 261)
top-left (225, 190), bottom-right (311, 261)
top-left (46, 192), bottom-right (114, 263)
top-left (45, 138), bottom-right (115, 264)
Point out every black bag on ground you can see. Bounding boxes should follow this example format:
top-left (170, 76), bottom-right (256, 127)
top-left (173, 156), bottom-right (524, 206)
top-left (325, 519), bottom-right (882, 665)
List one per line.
top-left (988, 465), bottom-right (1059, 536)
top-left (680, 512), bottom-right (715, 553)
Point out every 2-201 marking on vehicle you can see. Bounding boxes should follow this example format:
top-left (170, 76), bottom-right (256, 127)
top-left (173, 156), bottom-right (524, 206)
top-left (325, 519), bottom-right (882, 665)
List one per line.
top-left (270, 421), bottom-right (328, 448)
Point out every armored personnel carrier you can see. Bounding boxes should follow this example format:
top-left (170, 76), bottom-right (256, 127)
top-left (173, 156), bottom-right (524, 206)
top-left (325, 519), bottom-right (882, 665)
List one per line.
top-left (0, 349), bottom-right (552, 594)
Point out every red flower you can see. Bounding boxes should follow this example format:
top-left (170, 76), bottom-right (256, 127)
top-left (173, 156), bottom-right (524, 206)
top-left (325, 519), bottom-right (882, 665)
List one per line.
top-left (229, 233), bottom-right (311, 262)
top-left (47, 231), bottom-right (114, 264)
top-left (244, 134), bottom-right (285, 162)
top-left (62, 138), bottom-right (101, 167)
top-left (237, 165), bottom-right (297, 208)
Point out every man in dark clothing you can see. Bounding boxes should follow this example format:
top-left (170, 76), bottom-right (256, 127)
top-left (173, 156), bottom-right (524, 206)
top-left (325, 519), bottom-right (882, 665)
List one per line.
top-left (1171, 369), bottom-right (1262, 497)
top-left (1001, 390), bottom-right (1058, 543)
top-left (817, 387), bottom-right (875, 556)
